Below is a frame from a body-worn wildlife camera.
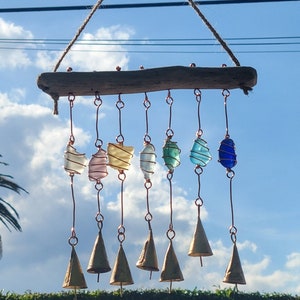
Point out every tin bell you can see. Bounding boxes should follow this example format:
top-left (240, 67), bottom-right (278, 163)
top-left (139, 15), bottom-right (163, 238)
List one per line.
top-left (223, 243), bottom-right (246, 285)
top-left (87, 231), bottom-right (111, 281)
top-left (136, 229), bottom-right (159, 274)
top-left (63, 245), bottom-right (87, 289)
top-left (188, 216), bottom-right (213, 266)
top-left (110, 244), bottom-right (134, 286)
top-left (160, 241), bottom-right (184, 284)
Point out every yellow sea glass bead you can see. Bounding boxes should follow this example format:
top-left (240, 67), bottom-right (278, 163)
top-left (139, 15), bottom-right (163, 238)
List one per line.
top-left (107, 143), bottom-right (134, 171)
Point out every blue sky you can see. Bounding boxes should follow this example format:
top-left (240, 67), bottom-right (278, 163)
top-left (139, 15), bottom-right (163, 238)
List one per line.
top-left (0, 0), bottom-right (300, 295)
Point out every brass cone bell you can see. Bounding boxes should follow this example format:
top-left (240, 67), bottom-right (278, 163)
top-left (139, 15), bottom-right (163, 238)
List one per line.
top-left (223, 243), bottom-right (246, 285)
top-left (188, 216), bottom-right (213, 263)
top-left (160, 241), bottom-right (184, 282)
top-left (63, 245), bottom-right (87, 289)
top-left (87, 231), bottom-right (111, 279)
top-left (110, 244), bottom-right (134, 286)
top-left (136, 229), bottom-right (159, 272)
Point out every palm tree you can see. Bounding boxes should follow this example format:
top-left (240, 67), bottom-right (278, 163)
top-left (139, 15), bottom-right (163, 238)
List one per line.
top-left (0, 155), bottom-right (28, 258)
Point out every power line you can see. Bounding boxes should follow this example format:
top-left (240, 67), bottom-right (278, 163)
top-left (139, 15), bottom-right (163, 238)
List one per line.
top-left (1, 46), bottom-right (299, 54)
top-left (0, 36), bottom-right (298, 46)
top-left (0, 0), bottom-right (299, 13)
top-left (0, 36), bottom-right (299, 54)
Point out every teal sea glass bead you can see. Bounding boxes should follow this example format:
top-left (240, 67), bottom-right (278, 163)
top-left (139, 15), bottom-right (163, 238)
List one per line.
top-left (190, 137), bottom-right (212, 167)
top-left (162, 139), bottom-right (181, 171)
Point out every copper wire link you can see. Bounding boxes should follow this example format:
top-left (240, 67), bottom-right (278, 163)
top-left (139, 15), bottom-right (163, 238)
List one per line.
top-left (143, 92), bottom-right (152, 144)
top-left (116, 94), bottom-right (125, 144)
top-left (68, 93), bottom-right (76, 145)
top-left (227, 169), bottom-right (237, 243)
top-left (117, 171), bottom-right (126, 243)
top-left (165, 90), bottom-right (174, 138)
top-left (222, 88), bottom-right (231, 138)
top-left (94, 92), bottom-right (104, 148)
top-left (68, 174), bottom-right (78, 246)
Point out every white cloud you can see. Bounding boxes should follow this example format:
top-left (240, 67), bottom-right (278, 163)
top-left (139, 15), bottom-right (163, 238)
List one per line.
top-left (0, 18), bottom-right (33, 69)
top-left (0, 22), bottom-right (135, 72)
top-left (237, 240), bottom-right (257, 252)
top-left (52, 25), bottom-right (134, 72)
top-left (286, 252), bottom-right (300, 269)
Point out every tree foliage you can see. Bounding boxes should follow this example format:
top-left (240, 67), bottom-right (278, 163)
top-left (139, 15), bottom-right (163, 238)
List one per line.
top-left (0, 155), bottom-right (28, 257)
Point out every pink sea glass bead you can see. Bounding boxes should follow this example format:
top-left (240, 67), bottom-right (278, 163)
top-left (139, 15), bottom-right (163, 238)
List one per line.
top-left (88, 148), bottom-right (108, 182)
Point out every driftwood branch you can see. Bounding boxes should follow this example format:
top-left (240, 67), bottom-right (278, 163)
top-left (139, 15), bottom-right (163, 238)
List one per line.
top-left (37, 66), bottom-right (257, 101)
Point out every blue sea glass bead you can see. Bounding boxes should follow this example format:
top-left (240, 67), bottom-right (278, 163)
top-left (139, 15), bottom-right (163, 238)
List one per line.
top-left (190, 137), bottom-right (212, 167)
top-left (218, 138), bottom-right (237, 169)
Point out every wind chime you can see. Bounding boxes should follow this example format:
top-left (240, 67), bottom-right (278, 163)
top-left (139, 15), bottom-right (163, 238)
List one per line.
top-left (218, 88), bottom-right (246, 289)
top-left (36, 0), bottom-right (257, 294)
top-left (136, 91), bottom-right (159, 277)
top-left (86, 92), bottom-right (111, 281)
top-left (62, 94), bottom-right (88, 293)
top-left (188, 87), bottom-right (213, 266)
top-left (160, 90), bottom-right (184, 291)
top-left (107, 92), bottom-right (135, 293)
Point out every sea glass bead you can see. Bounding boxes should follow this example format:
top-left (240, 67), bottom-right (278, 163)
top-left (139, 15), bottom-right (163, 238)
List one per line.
top-left (88, 148), bottom-right (108, 182)
top-left (190, 137), bottom-right (212, 167)
top-left (218, 137), bottom-right (237, 169)
top-left (64, 144), bottom-right (88, 175)
top-left (162, 139), bottom-right (181, 171)
top-left (140, 143), bottom-right (157, 180)
top-left (107, 143), bottom-right (134, 171)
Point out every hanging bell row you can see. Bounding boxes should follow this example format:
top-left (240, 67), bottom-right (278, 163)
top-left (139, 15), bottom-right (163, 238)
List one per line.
top-left (63, 222), bottom-right (245, 290)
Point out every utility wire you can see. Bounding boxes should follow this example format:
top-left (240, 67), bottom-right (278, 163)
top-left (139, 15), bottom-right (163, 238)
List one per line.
top-left (0, 36), bottom-right (299, 42)
top-left (1, 47), bottom-right (298, 53)
top-left (0, 36), bottom-right (299, 46)
top-left (0, 0), bottom-right (299, 13)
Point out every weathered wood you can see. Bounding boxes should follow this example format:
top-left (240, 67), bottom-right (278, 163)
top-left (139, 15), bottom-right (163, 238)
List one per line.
top-left (37, 66), bottom-right (257, 100)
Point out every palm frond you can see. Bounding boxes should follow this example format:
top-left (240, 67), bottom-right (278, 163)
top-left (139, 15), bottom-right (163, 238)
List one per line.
top-left (0, 200), bottom-right (22, 232)
top-left (0, 157), bottom-right (27, 259)
top-left (0, 235), bottom-right (2, 259)
top-left (0, 174), bottom-right (28, 194)
top-left (0, 155), bottom-right (8, 166)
